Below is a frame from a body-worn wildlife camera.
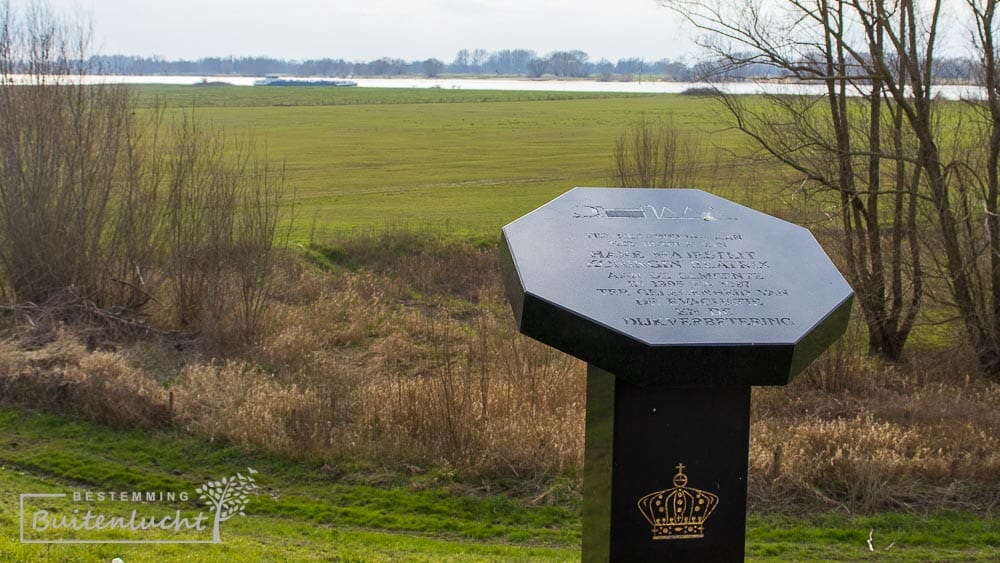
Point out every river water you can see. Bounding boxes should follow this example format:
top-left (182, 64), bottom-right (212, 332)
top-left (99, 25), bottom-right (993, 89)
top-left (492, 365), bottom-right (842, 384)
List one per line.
top-left (12, 74), bottom-right (987, 100)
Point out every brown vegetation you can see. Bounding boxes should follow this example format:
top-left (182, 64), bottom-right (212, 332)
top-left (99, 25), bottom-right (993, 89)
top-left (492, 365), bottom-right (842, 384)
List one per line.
top-left (0, 0), bottom-right (285, 351)
top-left (0, 230), bottom-right (996, 514)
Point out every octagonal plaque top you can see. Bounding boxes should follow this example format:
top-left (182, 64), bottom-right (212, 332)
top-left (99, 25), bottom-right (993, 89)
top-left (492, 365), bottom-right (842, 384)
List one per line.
top-left (500, 188), bottom-right (853, 386)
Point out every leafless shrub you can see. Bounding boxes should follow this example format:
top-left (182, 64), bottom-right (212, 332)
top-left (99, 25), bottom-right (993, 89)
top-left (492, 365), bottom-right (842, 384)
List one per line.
top-left (160, 113), bottom-right (285, 348)
top-left (610, 115), bottom-right (704, 189)
top-left (0, 1), bottom-right (157, 311)
top-left (0, 2), bottom-right (285, 350)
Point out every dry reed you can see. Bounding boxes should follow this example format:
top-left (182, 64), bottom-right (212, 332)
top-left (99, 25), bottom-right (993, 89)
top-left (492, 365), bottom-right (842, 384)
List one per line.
top-left (0, 230), bottom-right (996, 513)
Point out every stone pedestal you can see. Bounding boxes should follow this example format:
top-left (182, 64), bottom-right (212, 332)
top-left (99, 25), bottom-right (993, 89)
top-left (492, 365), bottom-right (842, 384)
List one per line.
top-left (500, 188), bottom-right (853, 562)
top-left (584, 366), bottom-right (750, 562)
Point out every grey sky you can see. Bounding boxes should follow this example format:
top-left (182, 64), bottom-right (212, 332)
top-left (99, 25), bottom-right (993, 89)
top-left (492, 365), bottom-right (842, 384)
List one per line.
top-left (63, 0), bottom-right (695, 62)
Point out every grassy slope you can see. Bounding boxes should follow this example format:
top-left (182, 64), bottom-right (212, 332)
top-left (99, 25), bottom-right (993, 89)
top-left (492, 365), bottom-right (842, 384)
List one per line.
top-left (0, 407), bottom-right (995, 561)
top-left (0, 407), bottom-right (579, 562)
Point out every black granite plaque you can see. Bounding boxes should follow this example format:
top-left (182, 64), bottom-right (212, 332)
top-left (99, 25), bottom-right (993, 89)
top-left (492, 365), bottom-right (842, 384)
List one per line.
top-left (500, 188), bottom-right (854, 562)
top-left (500, 188), bottom-right (853, 387)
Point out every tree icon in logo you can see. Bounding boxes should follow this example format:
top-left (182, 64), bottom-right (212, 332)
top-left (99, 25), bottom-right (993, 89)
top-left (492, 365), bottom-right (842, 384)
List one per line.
top-left (195, 468), bottom-right (260, 543)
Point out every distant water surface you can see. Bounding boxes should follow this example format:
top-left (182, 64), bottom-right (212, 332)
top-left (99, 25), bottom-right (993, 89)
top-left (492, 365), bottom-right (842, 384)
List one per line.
top-left (11, 74), bottom-right (986, 99)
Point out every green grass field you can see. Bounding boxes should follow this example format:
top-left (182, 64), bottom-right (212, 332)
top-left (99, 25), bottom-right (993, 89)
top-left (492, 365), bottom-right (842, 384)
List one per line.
top-left (0, 407), bottom-right (995, 561)
top-left (138, 86), bottom-right (752, 242)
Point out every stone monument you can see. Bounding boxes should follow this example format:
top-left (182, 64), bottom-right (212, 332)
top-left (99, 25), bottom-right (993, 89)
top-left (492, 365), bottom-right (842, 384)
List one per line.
top-left (499, 188), bottom-right (853, 562)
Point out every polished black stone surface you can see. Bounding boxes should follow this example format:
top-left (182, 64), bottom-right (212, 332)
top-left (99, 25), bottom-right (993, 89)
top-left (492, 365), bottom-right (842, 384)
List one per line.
top-left (583, 366), bottom-right (751, 562)
top-left (501, 187), bottom-right (854, 386)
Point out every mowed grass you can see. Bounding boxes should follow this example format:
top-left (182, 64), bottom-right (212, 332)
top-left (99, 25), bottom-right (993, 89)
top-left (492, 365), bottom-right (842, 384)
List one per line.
top-left (136, 86), bottom-right (751, 241)
top-left (0, 407), bottom-right (995, 561)
top-left (0, 407), bottom-right (580, 562)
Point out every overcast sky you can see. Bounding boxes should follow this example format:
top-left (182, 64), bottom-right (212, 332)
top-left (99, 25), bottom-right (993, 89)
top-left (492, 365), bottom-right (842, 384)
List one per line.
top-left (58, 0), bottom-right (696, 63)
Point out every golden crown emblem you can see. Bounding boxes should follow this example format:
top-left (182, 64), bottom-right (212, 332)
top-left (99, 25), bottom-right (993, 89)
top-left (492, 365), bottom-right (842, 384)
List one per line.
top-left (636, 463), bottom-right (720, 540)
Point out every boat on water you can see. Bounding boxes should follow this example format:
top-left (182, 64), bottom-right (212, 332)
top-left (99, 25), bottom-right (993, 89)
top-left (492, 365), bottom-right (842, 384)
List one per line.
top-left (253, 75), bottom-right (357, 87)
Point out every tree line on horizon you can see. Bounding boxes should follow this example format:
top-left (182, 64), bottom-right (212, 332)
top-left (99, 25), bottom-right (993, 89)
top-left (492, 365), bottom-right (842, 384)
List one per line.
top-left (90, 49), bottom-right (695, 80)
top-left (91, 47), bottom-right (981, 83)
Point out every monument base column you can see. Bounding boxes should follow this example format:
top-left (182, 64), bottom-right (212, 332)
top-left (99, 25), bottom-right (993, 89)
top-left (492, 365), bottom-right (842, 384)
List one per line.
top-left (583, 365), bottom-right (751, 562)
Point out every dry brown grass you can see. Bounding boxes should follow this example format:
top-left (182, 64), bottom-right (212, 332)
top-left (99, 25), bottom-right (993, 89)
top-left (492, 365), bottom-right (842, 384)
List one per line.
top-left (0, 229), bottom-right (996, 513)
top-left (751, 322), bottom-right (1000, 514)
top-left (0, 331), bottom-right (170, 427)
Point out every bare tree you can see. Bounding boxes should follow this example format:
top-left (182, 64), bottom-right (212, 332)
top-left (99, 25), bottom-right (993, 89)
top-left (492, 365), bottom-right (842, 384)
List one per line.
top-left (527, 57), bottom-right (548, 77)
top-left (548, 50), bottom-right (590, 77)
top-left (452, 49), bottom-right (471, 73)
top-left (663, 0), bottom-right (1000, 379)
top-left (957, 0), bottom-right (1000, 375)
top-left (471, 48), bottom-right (489, 74)
top-left (660, 0), bottom-right (928, 361)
